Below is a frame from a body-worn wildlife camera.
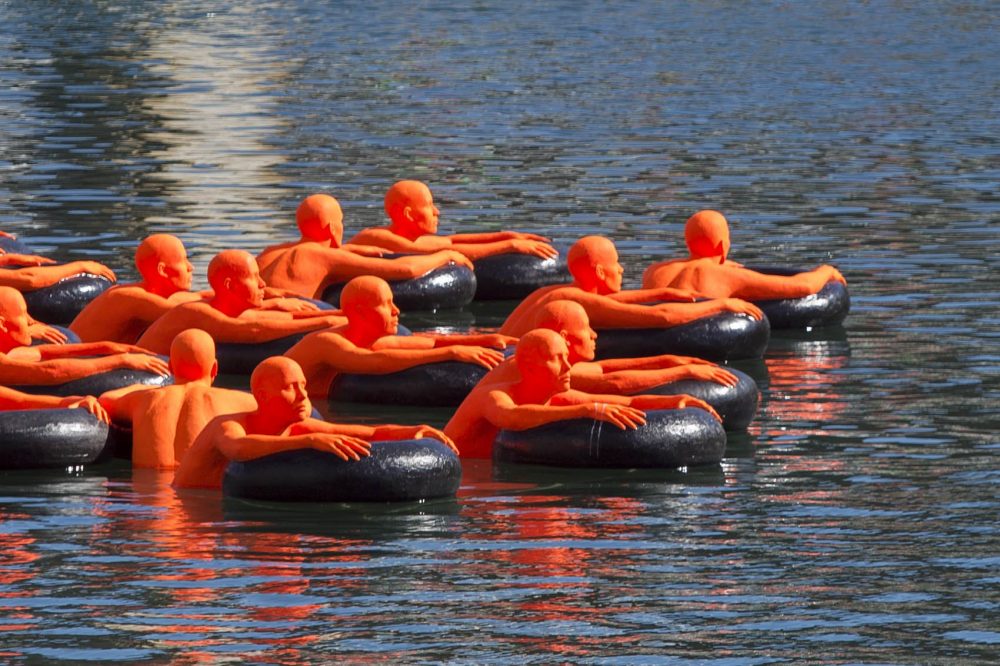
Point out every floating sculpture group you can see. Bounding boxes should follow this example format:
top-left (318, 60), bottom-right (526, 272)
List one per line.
top-left (0, 181), bottom-right (849, 503)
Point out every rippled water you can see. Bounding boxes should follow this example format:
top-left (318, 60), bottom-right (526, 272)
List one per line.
top-left (1, 1), bottom-right (998, 662)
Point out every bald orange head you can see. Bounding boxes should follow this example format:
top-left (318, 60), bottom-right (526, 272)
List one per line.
top-left (296, 194), bottom-right (344, 245)
top-left (250, 356), bottom-right (312, 425)
top-left (384, 180), bottom-right (439, 236)
top-left (534, 299), bottom-right (597, 363)
top-left (684, 210), bottom-right (731, 263)
top-left (135, 234), bottom-right (193, 293)
top-left (515, 328), bottom-right (572, 394)
top-left (208, 250), bottom-right (264, 308)
top-left (566, 235), bottom-right (623, 294)
top-left (169, 328), bottom-right (217, 383)
top-left (340, 275), bottom-right (399, 337)
top-left (0, 286), bottom-right (31, 347)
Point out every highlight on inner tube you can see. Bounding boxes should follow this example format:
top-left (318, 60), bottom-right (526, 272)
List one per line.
top-left (746, 266), bottom-right (850, 329)
top-left (22, 273), bottom-right (114, 326)
top-left (494, 407), bottom-right (727, 469)
top-left (223, 438), bottom-right (462, 503)
top-left (322, 262), bottom-right (477, 312)
top-left (473, 251), bottom-right (570, 301)
top-left (594, 311), bottom-right (770, 362)
top-left (328, 360), bottom-right (492, 407)
top-left (641, 367), bottom-right (759, 431)
top-left (0, 408), bottom-right (110, 469)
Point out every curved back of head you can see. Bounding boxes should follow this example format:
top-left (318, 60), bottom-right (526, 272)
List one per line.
top-left (515, 328), bottom-right (567, 371)
top-left (567, 235), bottom-right (616, 280)
top-left (0, 285), bottom-right (28, 317)
top-left (534, 299), bottom-right (590, 333)
top-left (340, 275), bottom-right (391, 312)
top-left (296, 194), bottom-right (343, 241)
top-left (250, 356), bottom-right (303, 400)
top-left (208, 249), bottom-right (254, 292)
top-left (684, 210), bottom-right (731, 262)
top-left (135, 234), bottom-right (185, 277)
top-left (384, 180), bottom-right (430, 222)
top-left (169, 328), bottom-right (217, 381)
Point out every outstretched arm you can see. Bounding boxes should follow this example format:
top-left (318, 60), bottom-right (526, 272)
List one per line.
top-left (451, 239), bottom-right (558, 261)
top-left (0, 386), bottom-right (109, 422)
top-left (608, 286), bottom-right (698, 304)
top-left (0, 353), bottom-right (169, 385)
top-left (293, 332), bottom-right (502, 375)
top-left (34, 341), bottom-right (153, 359)
top-left (570, 362), bottom-right (738, 394)
top-left (215, 419), bottom-right (371, 463)
top-left (552, 389), bottom-right (720, 422)
top-left (287, 418), bottom-right (458, 454)
top-left (450, 231), bottom-right (550, 243)
top-left (483, 389), bottom-right (647, 431)
top-left (411, 332), bottom-right (516, 349)
top-left (0, 261), bottom-right (116, 290)
top-left (319, 248), bottom-right (474, 283)
top-left (723, 265), bottom-right (847, 300)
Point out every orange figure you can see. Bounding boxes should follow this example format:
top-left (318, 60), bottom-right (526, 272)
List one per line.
top-left (174, 356), bottom-right (455, 489)
top-left (499, 235), bottom-right (763, 336)
top-left (136, 250), bottom-right (346, 355)
top-left (0, 286), bottom-right (169, 386)
top-left (348, 180), bottom-right (558, 261)
top-left (642, 210), bottom-right (847, 298)
top-left (69, 234), bottom-right (203, 343)
top-left (284, 275), bottom-right (509, 397)
top-left (444, 328), bottom-right (720, 459)
top-left (257, 193), bottom-right (475, 299)
top-left (99, 329), bottom-right (257, 469)
top-left (0, 385), bottom-right (109, 422)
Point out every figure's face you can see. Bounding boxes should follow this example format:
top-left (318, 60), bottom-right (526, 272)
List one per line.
top-left (226, 263), bottom-right (265, 308)
top-left (528, 342), bottom-right (572, 393)
top-left (563, 321), bottom-right (598, 363)
top-left (357, 287), bottom-right (399, 336)
top-left (161, 253), bottom-right (194, 291)
top-left (263, 365), bottom-right (313, 422)
top-left (407, 187), bottom-right (439, 234)
top-left (596, 256), bottom-right (624, 294)
top-left (0, 307), bottom-right (32, 346)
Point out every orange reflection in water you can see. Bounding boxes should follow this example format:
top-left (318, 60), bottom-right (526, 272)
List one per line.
top-left (760, 338), bottom-right (851, 437)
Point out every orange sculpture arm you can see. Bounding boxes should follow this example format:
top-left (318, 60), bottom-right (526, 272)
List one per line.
top-left (32, 341), bottom-right (153, 359)
top-left (483, 389), bottom-right (648, 431)
top-left (607, 286), bottom-right (698, 303)
top-left (136, 302), bottom-right (345, 354)
top-left (411, 332), bottom-right (516, 349)
top-left (0, 261), bottom-right (116, 290)
top-left (569, 362), bottom-right (738, 394)
top-left (550, 389), bottom-right (721, 422)
top-left (0, 386), bottom-right (109, 422)
top-left (286, 418), bottom-right (457, 454)
top-left (0, 254), bottom-right (56, 267)
top-left (215, 418), bottom-right (371, 463)
top-left (0, 350), bottom-right (169, 385)
top-left (643, 261), bottom-right (846, 300)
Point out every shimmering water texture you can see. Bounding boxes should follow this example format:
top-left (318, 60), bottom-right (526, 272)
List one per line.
top-left (1, 1), bottom-right (998, 663)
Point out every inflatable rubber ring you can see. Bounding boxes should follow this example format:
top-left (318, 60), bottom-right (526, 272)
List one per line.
top-left (494, 407), bottom-right (726, 469)
top-left (322, 263), bottom-right (477, 312)
top-left (744, 266), bottom-right (850, 329)
top-left (473, 253), bottom-right (570, 301)
top-left (0, 408), bottom-right (110, 469)
top-left (223, 438), bottom-right (462, 502)
top-left (215, 334), bottom-right (309, 375)
top-left (329, 360), bottom-right (491, 407)
top-left (21, 273), bottom-right (114, 326)
top-left (640, 367), bottom-right (758, 431)
top-left (10, 365), bottom-right (173, 398)
top-left (594, 312), bottom-right (770, 362)
top-left (0, 236), bottom-right (32, 254)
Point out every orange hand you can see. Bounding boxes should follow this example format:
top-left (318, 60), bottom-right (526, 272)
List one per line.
top-left (588, 402), bottom-right (647, 429)
top-left (444, 250), bottom-right (474, 270)
top-left (675, 395), bottom-right (722, 422)
top-left (482, 333), bottom-right (517, 349)
top-left (682, 364), bottom-right (739, 387)
top-left (29, 323), bottom-right (69, 344)
top-left (0, 230), bottom-right (15, 239)
top-left (59, 395), bottom-right (110, 424)
top-left (450, 346), bottom-right (504, 369)
top-left (506, 231), bottom-right (551, 242)
top-left (261, 297), bottom-right (320, 313)
top-left (410, 425), bottom-right (459, 455)
top-left (344, 244), bottom-right (387, 258)
top-left (308, 434), bottom-right (372, 461)
top-left (78, 261), bottom-right (116, 282)
top-left (513, 239), bottom-right (559, 260)
top-left (121, 353), bottom-right (170, 376)
top-left (824, 265), bottom-right (847, 285)
top-left (720, 298), bottom-right (763, 320)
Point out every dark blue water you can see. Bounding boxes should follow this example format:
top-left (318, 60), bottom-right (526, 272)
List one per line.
top-left (1, 1), bottom-right (998, 662)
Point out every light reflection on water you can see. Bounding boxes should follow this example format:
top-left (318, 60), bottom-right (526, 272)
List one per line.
top-left (1, 0), bottom-right (999, 662)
